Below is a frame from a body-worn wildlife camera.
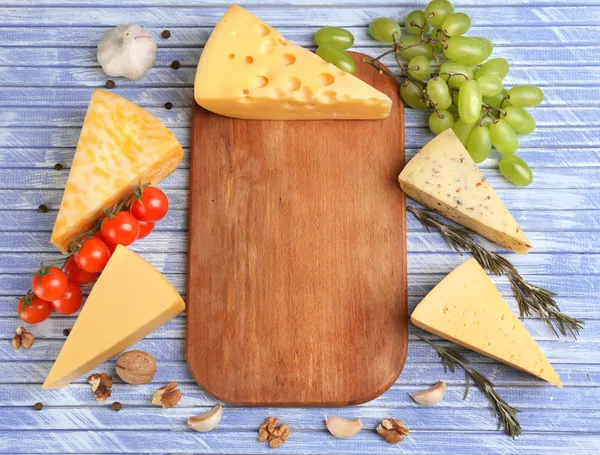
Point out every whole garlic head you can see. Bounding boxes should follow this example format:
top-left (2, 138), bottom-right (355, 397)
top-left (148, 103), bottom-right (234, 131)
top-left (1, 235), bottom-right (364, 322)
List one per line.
top-left (97, 25), bottom-right (157, 80)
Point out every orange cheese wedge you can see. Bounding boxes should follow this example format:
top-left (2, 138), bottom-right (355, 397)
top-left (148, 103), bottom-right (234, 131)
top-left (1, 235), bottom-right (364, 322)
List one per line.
top-left (51, 90), bottom-right (183, 252)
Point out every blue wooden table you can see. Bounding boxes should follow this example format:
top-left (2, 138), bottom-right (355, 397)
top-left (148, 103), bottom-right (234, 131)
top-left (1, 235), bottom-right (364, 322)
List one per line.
top-left (0, 0), bottom-right (599, 453)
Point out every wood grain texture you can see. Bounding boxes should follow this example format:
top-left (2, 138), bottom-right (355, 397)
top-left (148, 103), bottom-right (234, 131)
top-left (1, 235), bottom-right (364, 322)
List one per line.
top-left (186, 53), bottom-right (407, 406)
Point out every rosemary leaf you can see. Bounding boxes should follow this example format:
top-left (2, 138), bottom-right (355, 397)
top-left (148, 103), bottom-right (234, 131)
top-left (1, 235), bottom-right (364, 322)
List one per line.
top-left (416, 334), bottom-right (522, 438)
top-left (408, 206), bottom-right (584, 338)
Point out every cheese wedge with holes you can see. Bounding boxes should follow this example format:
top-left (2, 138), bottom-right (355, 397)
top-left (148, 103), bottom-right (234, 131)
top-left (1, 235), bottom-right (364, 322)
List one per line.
top-left (43, 245), bottom-right (185, 389)
top-left (194, 4), bottom-right (392, 119)
top-left (51, 90), bottom-right (183, 253)
top-left (399, 129), bottom-right (531, 254)
top-left (411, 258), bottom-right (561, 388)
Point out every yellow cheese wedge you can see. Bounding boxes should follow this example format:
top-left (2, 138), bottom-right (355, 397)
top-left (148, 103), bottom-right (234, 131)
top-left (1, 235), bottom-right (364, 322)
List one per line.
top-left (51, 90), bottom-right (183, 253)
top-left (411, 258), bottom-right (561, 388)
top-left (194, 4), bottom-right (392, 120)
top-left (399, 129), bottom-right (531, 254)
top-left (43, 245), bottom-right (185, 389)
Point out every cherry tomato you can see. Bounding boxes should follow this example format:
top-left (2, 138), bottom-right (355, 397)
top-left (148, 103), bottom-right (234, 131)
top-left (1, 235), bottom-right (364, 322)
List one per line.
top-left (51, 281), bottom-right (83, 315)
top-left (31, 266), bottom-right (68, 301)
top-left (75, 237), bottom-right (111, 273)
top-left (130, 186), bottom-right (169, 222)
top-left (137, 220), bottom-right (155, 239)
top-left (64, 257), bottom-right (98, 284)
top-left (17, 293), bottom-right (52, 324)
top-left (93, 231), bottom-right (117, 254)
top-left (101, 211), bottom-right (139, 246)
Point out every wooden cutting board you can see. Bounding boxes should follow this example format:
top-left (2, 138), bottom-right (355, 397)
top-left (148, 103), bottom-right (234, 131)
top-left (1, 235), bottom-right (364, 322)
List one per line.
top-left (186, 52), bottom-right (407, 406)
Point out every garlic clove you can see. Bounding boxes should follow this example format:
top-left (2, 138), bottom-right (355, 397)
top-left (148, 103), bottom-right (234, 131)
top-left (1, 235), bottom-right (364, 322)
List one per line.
top-left (325, 416), bottom-right (363, 438)
top-left (187, 404), bottom-right (223, 432)
top-left (410, 381), bottom-right (447, 406)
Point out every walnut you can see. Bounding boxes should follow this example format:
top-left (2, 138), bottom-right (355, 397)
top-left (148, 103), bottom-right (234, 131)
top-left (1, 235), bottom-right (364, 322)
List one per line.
top-left (116, 350), bottom-right (157, 384)
top-left (152, 381), bottom-right (181, 408)
top-left (12, 326), bottom-right (34, 350)
top-left (88, 373), bottom-right (113, 403)
top-left (258, 416), bottom-right (290, 449)
top-left (376, 418), bottom-right (409, 444)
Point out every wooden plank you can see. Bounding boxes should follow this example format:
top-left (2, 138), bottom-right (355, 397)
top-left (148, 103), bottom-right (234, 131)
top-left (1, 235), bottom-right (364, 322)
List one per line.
top-left (0, 26), bottom-right (598, 47)
top-left (1, 430), bottom-right (600, 455)
top-left (1, 86), bottom-right (597, 107)
top-left (1, 338), bottom-right (595, 364)
top-left (0, 66), bottom-right (597, 87)
top-left (0, 7), bottom-right (597, 27)
top-left (2, 360), bottom-right (598, 387)
top-left (3, 46), bottom-right (600, 68)
top-left (1, 407), bottom-right (599, 434)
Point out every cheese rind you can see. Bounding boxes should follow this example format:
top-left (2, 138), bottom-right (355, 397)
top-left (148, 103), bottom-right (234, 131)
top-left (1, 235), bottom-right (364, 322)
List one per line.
top-left (411, 258), bottom-right (561, 388)
top-left (51, 90), bottom-right (183, 253)
top-left (42, 245), bottom-right (185, 389)
top-left (194, 5), bottom-right (392, 120)
top-left (399, 129), bottom-right (531, 254)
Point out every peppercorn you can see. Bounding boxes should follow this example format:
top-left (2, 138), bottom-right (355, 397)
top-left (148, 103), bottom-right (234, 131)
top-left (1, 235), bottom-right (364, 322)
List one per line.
top-left (38, 204), bottom-right (48, 213)
top-left (164, 102), bottom-right (173, 110)
top-left (161, 30), bottom-right (171, 39)
top-left (33, 402), bottom-right (43, 411)
top-left (105, 80), bottom-right (115, 89)
top-left (111, 402), bottom-right (122, 411)
top-left (62, 328), bottom-right (71, 336)
top-left (170, 60), bottom-right (181, 70)
top-left (54, 163), bottom-right (63, 171)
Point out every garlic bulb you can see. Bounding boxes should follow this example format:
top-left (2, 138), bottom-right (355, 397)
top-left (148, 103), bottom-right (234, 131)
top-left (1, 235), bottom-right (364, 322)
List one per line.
top-left (97, 25), bottom-right (157, 80)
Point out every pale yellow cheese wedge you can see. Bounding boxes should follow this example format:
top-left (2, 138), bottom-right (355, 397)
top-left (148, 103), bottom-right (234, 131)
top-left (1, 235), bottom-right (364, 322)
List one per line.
top-left (411, 258), bottom-right (561, 388)
top-left (43, 245), bottom-right (185, 389)
top-left (51, 90), bottom-right (183, 253)
top-left (399, 129), bottom-right (531, 254)
top-left (194, 4), bottom-right (392, 119)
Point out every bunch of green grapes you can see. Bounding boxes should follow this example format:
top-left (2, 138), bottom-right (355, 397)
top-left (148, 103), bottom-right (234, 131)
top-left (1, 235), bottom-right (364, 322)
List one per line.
top-left (362, 0), bottom-right (543, 186)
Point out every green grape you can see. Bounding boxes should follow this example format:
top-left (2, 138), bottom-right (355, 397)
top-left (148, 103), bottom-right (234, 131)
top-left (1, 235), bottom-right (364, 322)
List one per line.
top-left (406, 10), bottom-right (427, 35)
top-left (425, 0), bottom-right (454, 28)
top-left (398, 35), bottom-right (434, 60)
top-left (408, 56), bottom-right (431, 80)
top-left (483, 89), bottom-right (511, 109)
top-left (502, 106), bottom-right (536, 135)
top-left (489, 119), bottom-right (519, 154)
top-left (369, 17), bottom-right (402, 43)
top-left (476, 74), bottom-right (503, 96)
top-left (452, 119), bottom-right (476, 146)
top-left (475, 57), bottom-right (510, 80)
top-left (427, 77), bottom-right (452, 110)
top-left (439, 61), bottom-right (473, 88)
top-left (400, 80), bottom-right (429, 109)
top-left (499, 154), bottom-right (533, 186)
top-left (429, 110), bottom-right (455, 135)
top-left (466, 125), bottom-right (492, 163)
top-left (458, 79), bottom-right (482, 124)
top-left (471, 37), bottom-right (493, 59)
top-left (441, 12), bottom-right (471, 36)
top-left (507, 85), bottom-right (544, 107)
top-left (316, 45), bottom-right (357, 74)
top-left (314, 27), bottom-right (354, 50)
top-left (443, 36), bottom-right (487, 65)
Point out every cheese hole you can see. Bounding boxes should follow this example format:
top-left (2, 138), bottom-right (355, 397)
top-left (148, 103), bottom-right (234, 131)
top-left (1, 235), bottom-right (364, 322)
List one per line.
top-left (338, 71), bottom-right (346, 77)
top-left (255, 24), bottom-right (270, 36)
top-left (281, 53), bottom-right (296, 66)
top-left (260, 41), bottom-right (276, 56)
top-left (319, 90), bottom-right (337, 104)
top-left (253, 76), bottom-right (269, 88)
top-left (284, 102), bottom-right (295, 110)
top-left (319, 73), bottom-right (335, 86)
top-left (338, 94), bottom-right (350, 102)
top-left (245, 56), bottom-right (254, 64)
top-left (286, 77), bottom-right (301, 92)
top-left (242, 89), bottom-right (250, 95)
top-left (366, 97), bottom-right (379, 104)
top-left (269, 88), bottom-right (285, 99)
top-left (228, 53), bottom-right (235, 60)
top-left (278, 39), bottom-right (288, 46)
top-left (296, 86), bottom-right (313, 101)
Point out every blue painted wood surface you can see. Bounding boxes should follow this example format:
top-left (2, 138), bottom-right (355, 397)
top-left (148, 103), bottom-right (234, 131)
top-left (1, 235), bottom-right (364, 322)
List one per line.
top-left (0, 0), bottom-right (598, 453)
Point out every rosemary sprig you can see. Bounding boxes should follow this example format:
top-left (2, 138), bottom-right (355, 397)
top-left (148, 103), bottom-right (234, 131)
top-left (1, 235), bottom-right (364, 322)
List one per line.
top-left (408, 205), bottom-right (584, 338)
top-left (416, 334), bottom-right (522, 438)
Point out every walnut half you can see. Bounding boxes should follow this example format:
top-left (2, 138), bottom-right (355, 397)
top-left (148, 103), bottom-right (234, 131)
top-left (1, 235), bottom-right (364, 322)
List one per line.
top-left (377, 418), bottom-right (409, 444)
top-left (258, 416), bottom-right (290, 449)
top-left (88, 373), bottom-right (113, 403)
top-left (152, 381), bottom-right (181, 409)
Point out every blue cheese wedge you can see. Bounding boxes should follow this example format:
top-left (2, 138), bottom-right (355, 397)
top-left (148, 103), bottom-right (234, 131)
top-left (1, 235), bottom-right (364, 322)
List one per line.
top-left (399, 129), bottom-right (531, 254)
top-left (411, 258), bottom-right (561, 388)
